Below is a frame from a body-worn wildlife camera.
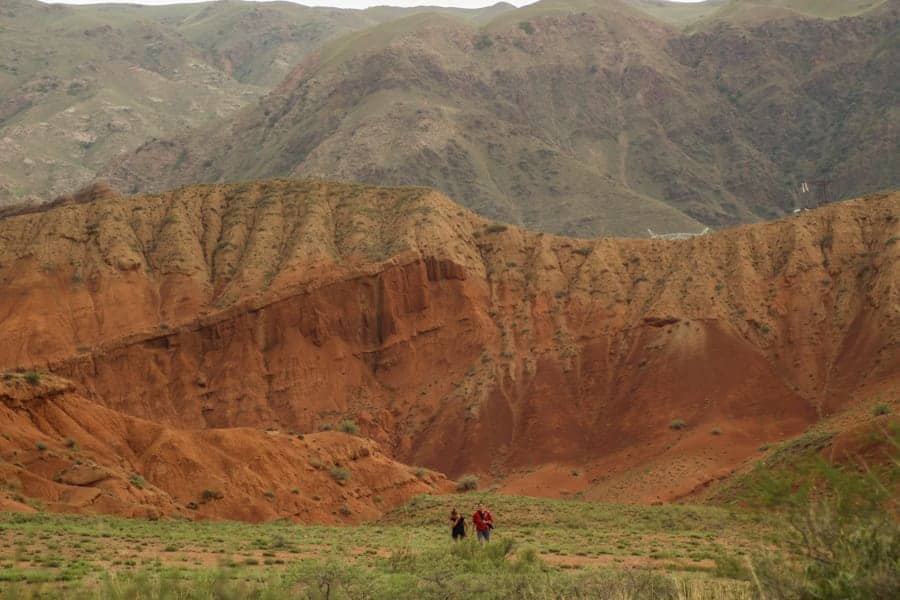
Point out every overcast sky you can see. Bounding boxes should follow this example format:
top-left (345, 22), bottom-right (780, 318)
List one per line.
top-left (42, 1), bottom-right (706, 9)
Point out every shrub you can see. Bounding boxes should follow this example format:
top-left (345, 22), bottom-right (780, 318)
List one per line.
top-left (338, 419), bottom-right (360, 435)
top-left (485, 223), bottom-right (508, 234)
top-left (414, 467), bottom-right (426, 479)
top-left (130, 474), bottom-right (145, 489)
top-left (669, 419), bottom-right (686, 430)
top-left (201, 489), bottom-right (223, 502)
top-left (474, 34), bottom-right (493, 50)
top-left (24, 371), bottom-right (41, 386)
top-left (263, 490), bottom-right (276, 500)
top-left (329, 466), bottom-right (351, 484)
top-left (518, 21), bottom-right (535, 35)
top-left (751, 428), bottom-right (900, 599)
top-left (65, 437), bottom-right (78, 449)
top-left (339, 504), bottom-right (352, 516)
top-left (35, 441), bottom-right (47, 452)
top-left (711, 427), bottom-right (722, 435)
top-left (456, 474), bottom-right (478, 492)
top-left (291, 488), bottom-right (300, 495)
top-left (873, 403), bottom-right (890, 416)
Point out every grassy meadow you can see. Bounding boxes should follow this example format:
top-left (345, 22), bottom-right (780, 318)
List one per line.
top-left (0, 493), bottom-right (779, 599)
top-left (2, 423), bottom-right (897, 598)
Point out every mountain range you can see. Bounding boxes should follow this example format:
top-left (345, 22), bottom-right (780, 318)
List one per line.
top-left (2, 0), bottom-right (896, 236)
top-left (104, 0), bottom-right (899, 236)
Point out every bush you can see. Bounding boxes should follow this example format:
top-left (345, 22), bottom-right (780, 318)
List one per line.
top-left (329, 466), bottom-right (351, 484)
top-left (873, 403), bottom-right (890, 416)
top-left (485, 223), bottom-right (508, 234)
top-left (751, 428), bottom-right (900, 599)
top-left (711, 427), bottom-right (722, 435)
top-left (24, 371), bottom-right (40, 386)
top-left (518, 21), bottom-right (535, 35)
top-left (474, 34), bottom-right (493, 50)
top-left (129, 474), bottom-right (145, 489)
top-left (338, 419), bottom-right (360, 435)
top-left (201, 489), bottom-right (223, 502)
top-left (35, 441), bottom-right (47, 452)
top-left (456, 474), bottom-right (478, 492)
top-left (669, 419), bottom-right (685, 430)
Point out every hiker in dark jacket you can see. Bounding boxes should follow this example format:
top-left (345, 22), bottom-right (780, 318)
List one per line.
top-left (450, 508), bottom-right (467, 541)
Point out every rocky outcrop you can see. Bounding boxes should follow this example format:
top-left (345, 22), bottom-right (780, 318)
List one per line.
top-left (0, 179), bottom-right (897, 506)
top-left (0, 372), bottom-right (449, 522)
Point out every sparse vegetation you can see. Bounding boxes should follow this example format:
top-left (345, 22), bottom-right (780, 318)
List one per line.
top-left (329, 466), bottom-right (351, 484)
top-left (338, 419), bottom-right (360, 435)
top-left (456, 474), bottom-right (478, 492)
top-left (129, 474), bottom-right (145, 489)
top-left (0, 492), bottom-right (792, 598)
top-left (749, 426), bottom-right (900, 599)
top-left (201, 489), bottom-right (223, 502)
top-left (24, 371), bottom-right (41, 386)
top-left (474, 33), bottom-right (493, 50)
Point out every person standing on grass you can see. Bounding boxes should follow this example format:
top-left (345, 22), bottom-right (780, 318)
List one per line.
top-left (472, 502), bottom-right (494, 543)
top-left (450, 508), bottom-right (467, 541)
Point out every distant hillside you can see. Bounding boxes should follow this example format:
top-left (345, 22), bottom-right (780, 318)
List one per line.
top-left (0, 0), bottom-right (515, 207)
top-left (108, 0), bottom-right (899, 236)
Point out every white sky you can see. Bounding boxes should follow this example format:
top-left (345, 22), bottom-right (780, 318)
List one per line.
top-left (43, 1), bottom-right (705, 9)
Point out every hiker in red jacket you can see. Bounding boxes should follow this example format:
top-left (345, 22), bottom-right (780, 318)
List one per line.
top-left (472, 502), bottom-right (494, 543)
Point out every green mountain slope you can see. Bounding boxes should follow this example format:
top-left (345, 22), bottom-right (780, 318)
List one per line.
top-left (108, 0), bottom-right (899, 237)
top-left (0, 0), bottom-right (516, 207)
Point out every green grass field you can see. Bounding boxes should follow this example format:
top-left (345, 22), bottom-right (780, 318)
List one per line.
top-left (0, 493), bottom-right (777, 599)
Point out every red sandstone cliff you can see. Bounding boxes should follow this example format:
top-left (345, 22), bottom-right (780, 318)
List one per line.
top-left (0, 179), bottom-right (896, 511)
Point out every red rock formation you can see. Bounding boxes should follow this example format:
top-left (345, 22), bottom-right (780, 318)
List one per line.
top-left (0, 179), bottom-right (896, 511)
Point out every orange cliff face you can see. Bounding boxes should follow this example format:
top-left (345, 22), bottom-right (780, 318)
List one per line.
top-left (0, 179), bottom-right (897, 512)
